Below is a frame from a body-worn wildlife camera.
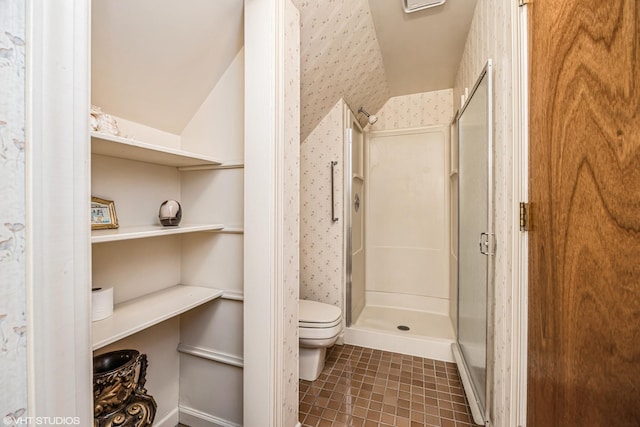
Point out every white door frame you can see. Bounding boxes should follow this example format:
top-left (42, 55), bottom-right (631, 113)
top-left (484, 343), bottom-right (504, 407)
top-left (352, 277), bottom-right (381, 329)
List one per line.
top-left (509, 1), bottom-right (529, 426)
top-left (26, 0), bottom-right (93, 422)
top-left (244, 0), bottom-right (291, 425)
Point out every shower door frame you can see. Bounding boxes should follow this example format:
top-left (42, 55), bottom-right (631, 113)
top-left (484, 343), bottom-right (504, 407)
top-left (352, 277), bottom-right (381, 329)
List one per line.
top-left (344, 106), bottom-right (364, 327)
top-left (453, 59), bottom-right (494, 426)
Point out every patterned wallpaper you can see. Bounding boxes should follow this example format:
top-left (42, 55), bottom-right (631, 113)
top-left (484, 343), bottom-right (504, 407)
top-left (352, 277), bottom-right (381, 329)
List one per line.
top-left (454, 0), bottom-right (515, 425)
top-left (290, 0), bottom-right (391, 140)
top-left (300, 100), bottom-right (345, 310)
top-left (371, 89), bottom-right (454, 130)
top-left (0, 0), bottom-right (27, 420)
top-left (282, 1), bottom-right (300, 425)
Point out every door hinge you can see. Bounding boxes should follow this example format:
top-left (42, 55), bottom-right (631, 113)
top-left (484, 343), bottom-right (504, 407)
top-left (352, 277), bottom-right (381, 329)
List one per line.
top-left (519, 202), bottom-right (529, 231)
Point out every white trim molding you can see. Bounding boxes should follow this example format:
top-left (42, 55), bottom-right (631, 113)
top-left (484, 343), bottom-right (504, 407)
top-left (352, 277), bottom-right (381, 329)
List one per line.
top-left (510, 0), bottom-right (529, 426)
top-left (177, 344), bottom-right (244, 368)
top-left (180, 406), bottom-right (242, 427)
top-left (244, 0), bottom-right (290, 425)
top-left (152, 408), bottom-right (180, 427)
top-left (26, 0), bottom-right (92, 422)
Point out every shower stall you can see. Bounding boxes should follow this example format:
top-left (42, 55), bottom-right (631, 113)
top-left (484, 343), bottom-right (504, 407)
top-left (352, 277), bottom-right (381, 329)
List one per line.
top-left (343, 113), bottom-right (456, 362)
top-left (300, 91), bottom-right (492, 420)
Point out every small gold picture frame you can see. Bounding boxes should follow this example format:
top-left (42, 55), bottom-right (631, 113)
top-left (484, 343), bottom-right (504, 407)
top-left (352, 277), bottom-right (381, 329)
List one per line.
top-left (91, 197), bottom-right (119, 230)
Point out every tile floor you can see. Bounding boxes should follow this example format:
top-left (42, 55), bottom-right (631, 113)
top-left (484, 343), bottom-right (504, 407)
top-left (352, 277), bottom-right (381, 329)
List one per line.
top-left (299, 344), bottom-right (476, 427)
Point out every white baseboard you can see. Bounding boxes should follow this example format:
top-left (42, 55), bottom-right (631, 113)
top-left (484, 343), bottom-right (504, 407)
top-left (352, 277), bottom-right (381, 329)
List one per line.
top-left (153, 407), bottom-right (179, 427)
top-left (179, 405), bottom-right (241, 427)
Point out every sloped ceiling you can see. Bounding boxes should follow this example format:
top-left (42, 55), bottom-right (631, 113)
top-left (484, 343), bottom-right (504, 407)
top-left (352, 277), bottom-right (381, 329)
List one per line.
top-left (291, 0), bottom-right (392, 140)
top-left (92, 0), bottom-right (476, 140)
top-left (92, 0), bottom-right (243, 134)
top-left (369, 0), bottom-right (477, 96)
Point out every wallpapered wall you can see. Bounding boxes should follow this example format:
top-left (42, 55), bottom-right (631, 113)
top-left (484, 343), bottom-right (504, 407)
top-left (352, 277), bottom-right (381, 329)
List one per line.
top-left (282, 0), bottom-right (300, 425)
top-left (454, 0), bottom-right (515, 425)
top-left (370, 89), bottom-right (454, 131)
top-left (0, 0), bottom-right (27, 420)
top-left (300, 100), bottom-right (346, 309)
top-left (290, 0), bottom-right (391, 140)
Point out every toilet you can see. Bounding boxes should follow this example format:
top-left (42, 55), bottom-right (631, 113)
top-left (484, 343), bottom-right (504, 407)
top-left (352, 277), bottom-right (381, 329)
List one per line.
top-left (299, 300), bottom-right (343, 381)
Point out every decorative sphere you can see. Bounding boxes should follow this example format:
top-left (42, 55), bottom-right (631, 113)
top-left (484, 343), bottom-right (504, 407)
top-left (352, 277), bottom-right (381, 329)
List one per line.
top-left (159, 200), bottom-right (182, 226)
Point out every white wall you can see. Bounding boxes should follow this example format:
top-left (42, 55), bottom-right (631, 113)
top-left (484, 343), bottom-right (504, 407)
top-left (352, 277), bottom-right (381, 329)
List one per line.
top-left (0, 1), bottom-right (27, 418)
top-left (453, 0), bottom-right (517, 425)
top-left (179, 49), bottom-right (245, 427)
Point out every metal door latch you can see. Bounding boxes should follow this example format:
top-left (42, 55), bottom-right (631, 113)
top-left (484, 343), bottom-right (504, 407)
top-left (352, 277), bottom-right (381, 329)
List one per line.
top-left (479, 232), bottom-right (494, 256)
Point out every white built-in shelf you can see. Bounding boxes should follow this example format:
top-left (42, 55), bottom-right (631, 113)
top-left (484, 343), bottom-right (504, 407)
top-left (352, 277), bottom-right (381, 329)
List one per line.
top-left (91, 131), bottom-right (223, 168)
top-left (92, 284), bottom-right (224, 350)
top-left (209, 226), bottom-right (244, 234)
top-left (92, 223), bottom-right (225, 243)
top-left (178, 162), bottom-right (244, 172)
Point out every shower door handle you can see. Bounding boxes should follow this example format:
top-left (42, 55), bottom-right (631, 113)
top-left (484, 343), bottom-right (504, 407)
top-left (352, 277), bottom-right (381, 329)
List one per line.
top-left (479, 232), bottom-right (493, 256)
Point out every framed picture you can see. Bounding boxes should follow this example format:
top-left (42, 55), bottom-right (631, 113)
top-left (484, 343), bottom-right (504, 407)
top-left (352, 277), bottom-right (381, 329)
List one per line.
top-left (91, 197), bottom-right (119, 230)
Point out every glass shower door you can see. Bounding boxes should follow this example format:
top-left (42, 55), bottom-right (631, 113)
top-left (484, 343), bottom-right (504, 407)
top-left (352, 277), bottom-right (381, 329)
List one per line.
top-left (455, 60), bottom-right (492, 425)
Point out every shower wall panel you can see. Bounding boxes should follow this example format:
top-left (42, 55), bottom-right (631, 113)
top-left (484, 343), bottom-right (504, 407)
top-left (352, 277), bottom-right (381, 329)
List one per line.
top-left (366, 128), bottom-right (449, 309)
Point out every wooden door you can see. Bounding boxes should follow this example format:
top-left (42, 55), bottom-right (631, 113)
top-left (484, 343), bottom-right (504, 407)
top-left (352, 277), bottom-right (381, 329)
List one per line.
top-left (528, 1), bottom-right (640, 426)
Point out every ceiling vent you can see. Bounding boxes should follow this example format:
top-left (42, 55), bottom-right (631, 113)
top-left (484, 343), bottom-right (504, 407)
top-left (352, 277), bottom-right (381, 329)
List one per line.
top-left (403, 0), bottom-right (446, 13)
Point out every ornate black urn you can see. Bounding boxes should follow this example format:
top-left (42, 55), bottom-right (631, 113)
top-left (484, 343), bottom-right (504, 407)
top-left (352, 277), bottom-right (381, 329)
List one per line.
top-left (93, 350), bottom-right (157, 427)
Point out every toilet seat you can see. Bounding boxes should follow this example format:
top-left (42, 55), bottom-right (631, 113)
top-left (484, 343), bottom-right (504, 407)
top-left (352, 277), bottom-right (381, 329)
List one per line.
top-left (299, 323), bottom-right (342, 341)
top-left (299, 300), bottom-right (342, 327)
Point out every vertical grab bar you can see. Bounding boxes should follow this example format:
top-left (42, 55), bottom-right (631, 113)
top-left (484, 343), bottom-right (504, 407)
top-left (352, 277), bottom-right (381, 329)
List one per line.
top-left (330, 161), bottom-right (339, 222)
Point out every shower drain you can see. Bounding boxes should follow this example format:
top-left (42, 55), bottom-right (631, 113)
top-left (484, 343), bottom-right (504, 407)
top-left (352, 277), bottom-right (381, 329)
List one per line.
top-left (397, 325), bottom-right (410, 331)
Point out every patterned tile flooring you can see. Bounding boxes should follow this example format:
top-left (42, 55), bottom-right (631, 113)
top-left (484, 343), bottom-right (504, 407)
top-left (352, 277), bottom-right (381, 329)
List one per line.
top-left (299, 344), bottom-right (476, 427)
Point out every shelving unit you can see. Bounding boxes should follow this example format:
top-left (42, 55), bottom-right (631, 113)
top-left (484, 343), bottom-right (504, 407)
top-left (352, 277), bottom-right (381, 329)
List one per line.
top-left (92, 223), bottom-right (225, 243)
top-left (89, 6), bottom-right (247, 424)
top-left (92, 285), bottom-right (224, 350)
top-left (90, 128), bottom-right (228, 351)
top-left (91, 131), bottom-right (223, 167)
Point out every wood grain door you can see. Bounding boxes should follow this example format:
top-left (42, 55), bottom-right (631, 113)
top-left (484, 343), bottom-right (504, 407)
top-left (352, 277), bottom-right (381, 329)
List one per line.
top-left (528, 1), bottom-right (640, 426)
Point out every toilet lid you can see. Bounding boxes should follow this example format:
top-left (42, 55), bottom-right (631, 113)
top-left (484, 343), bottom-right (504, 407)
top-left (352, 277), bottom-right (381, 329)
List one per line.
top-left (299, 300), bottom-right (342, 325)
